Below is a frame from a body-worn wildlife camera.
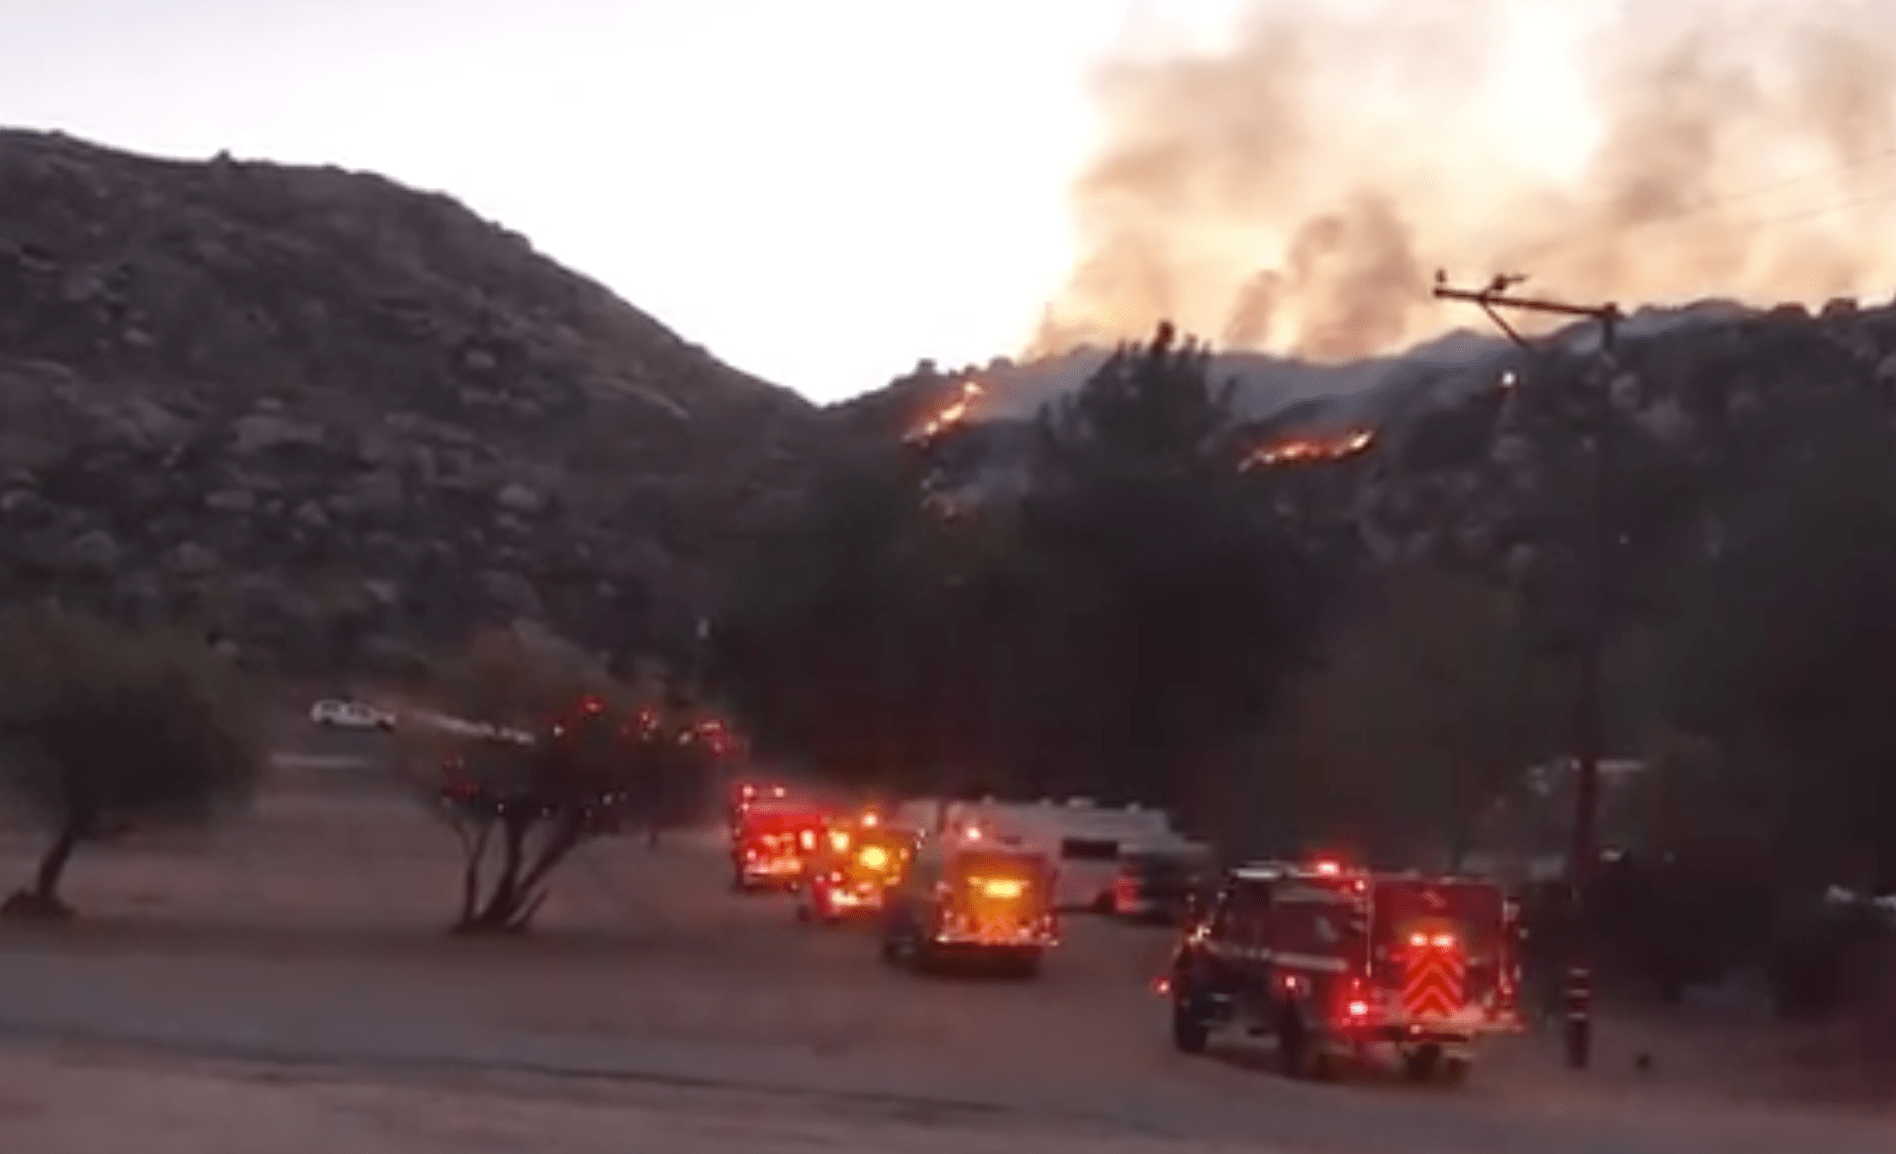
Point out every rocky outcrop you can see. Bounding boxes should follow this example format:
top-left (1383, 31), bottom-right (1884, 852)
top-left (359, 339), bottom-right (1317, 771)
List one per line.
top-left (0, 129), bottom-right (828, 671)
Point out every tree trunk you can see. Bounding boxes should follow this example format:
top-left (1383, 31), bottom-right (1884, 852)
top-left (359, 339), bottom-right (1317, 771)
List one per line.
top-left (457, 815), bottom-right (585, 935)
top-left (456, 815), bottom-right (529, 934)
top-left (501, 819), bottom-right (584, 931)
top-left (34, 818), bottom-right (81, 903)
top-left (2, 812), bottom-right (85, 921)
top-left (457, 823), bottom-right (492, 926)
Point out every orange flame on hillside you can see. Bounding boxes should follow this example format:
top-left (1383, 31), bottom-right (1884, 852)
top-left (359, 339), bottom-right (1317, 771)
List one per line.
top-left (1240, 427), bottom-right (1376, 470)
top-left (906, 380), bottom-right (985, 445)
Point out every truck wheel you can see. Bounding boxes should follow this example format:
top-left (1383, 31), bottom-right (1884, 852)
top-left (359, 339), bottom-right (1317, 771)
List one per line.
top-left (1403, 1044), bottom-right (1443, 1082)
top-left (1278, 1011), bottom-right (1331, 1080)
top-left (1172, 994), bottom-right (1210, 1054)
top-left (1442, 1056), bottom-right (1472, 1085)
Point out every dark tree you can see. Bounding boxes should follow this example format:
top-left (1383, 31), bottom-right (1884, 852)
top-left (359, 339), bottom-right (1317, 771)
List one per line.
top-left (1659, 404), bottom-right (1896, 890)
top-left (1022, 322), bottom-right (1332, 820)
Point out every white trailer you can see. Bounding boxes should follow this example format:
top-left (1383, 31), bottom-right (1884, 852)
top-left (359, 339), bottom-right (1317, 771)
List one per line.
top-left (896, 798), bottom-right (1187, 911)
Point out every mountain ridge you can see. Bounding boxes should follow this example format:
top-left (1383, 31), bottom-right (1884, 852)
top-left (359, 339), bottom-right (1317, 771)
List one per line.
top-left (0, 127), bottom-right (828, 673)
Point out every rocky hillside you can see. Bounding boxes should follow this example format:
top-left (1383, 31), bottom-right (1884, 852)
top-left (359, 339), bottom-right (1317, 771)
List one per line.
top-left (0, 129), bottom-right (828, 674)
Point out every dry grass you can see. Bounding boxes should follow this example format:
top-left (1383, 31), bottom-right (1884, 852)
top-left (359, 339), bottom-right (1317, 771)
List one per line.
top-left (0, 752), bottom-right (1890, 1154)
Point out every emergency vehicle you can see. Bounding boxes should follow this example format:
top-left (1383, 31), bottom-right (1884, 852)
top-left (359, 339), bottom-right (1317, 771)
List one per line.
top-left (730, 800), bottom-right (827, 891)
top-left (879, 836), bottom-right (1059, 976)
top-left (795, 813), bottom-right (918, 923)
top-left (1111, 841), bottom-right (1217, 924)
top-left (1158, 858), bottom-right (1523, 1081)
top-left (895, 797), bottom-right (1185, 912)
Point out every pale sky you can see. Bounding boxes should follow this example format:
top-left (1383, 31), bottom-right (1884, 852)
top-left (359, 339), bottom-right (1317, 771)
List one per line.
top-left (0, 0), bottom-right (1596, 402)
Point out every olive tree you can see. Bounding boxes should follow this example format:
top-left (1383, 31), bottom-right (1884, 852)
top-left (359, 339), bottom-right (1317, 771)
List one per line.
top-left (0, 605), bottom-right (265, 920)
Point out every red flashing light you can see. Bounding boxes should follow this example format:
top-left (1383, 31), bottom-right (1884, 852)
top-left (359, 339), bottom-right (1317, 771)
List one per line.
top-left (1314, 859), bottom-right (1342, 876)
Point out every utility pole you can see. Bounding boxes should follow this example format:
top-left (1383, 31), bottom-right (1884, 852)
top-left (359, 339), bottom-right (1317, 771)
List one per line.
top-left (1432, 272), bottom-right (1621, 1072)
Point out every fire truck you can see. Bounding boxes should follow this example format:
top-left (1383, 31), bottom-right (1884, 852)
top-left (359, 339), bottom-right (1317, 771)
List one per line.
top-left (795, 813), bottom-right (919, 923)
top-left (879, 837), bottom-right (1059, 977)
top-left (1158, 858), bottom-right (1523, 1081)
top-left (730, 800), bottom-right (827, 891)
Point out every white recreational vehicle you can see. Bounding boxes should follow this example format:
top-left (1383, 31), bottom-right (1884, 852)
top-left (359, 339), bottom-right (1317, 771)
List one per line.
top-left (895, 797), bottom-right (1194, 911)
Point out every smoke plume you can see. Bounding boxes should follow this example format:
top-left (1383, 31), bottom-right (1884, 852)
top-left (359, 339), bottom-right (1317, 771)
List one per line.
top-left (1033, 0), bottom-right (1896, 361)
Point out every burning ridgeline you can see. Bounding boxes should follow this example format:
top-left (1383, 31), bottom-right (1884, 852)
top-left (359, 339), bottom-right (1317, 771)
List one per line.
top-left (905, 378), bottom-right (986, 446)
top-left (904, 372), bottom-right (1380, 474)
top-left (1239, 427), bottom-right (1377, 470)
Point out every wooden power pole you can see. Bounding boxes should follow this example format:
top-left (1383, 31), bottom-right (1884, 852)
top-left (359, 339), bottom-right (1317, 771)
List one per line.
top-left (1433, 272), bottom-right (1621, 1072)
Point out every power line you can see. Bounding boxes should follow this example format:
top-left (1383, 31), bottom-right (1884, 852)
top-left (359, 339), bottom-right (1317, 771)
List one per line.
top-left (1509, 147), bottom-right (1896, 265)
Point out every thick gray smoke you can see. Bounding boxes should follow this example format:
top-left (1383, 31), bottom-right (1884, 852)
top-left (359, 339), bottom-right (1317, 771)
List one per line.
top-left (1033, 0), bottom-right (1896, 360)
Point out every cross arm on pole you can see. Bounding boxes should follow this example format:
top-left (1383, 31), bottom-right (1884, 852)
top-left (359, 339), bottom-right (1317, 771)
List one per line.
top-left (1433, 274), bottom-right (1623, 365)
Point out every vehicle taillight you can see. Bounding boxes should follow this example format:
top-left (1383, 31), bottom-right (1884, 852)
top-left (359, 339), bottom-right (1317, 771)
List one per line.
top-left (1343, 975), bottom-right (1372, 1020)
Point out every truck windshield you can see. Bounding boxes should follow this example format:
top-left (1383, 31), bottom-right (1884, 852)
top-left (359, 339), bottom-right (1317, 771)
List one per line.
top-left (1373, 879), bottom-right (1502, 960)
top-left (954, 850), bottom-right (1044, 879)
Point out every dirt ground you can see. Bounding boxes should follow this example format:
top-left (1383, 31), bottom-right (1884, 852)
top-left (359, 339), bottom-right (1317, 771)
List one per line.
top-left (0, 734), bottom-right (1889, 1152)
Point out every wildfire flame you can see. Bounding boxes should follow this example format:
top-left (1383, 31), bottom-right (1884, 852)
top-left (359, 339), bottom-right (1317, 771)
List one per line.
top-left (906, 380), bottom-right (985, 444)
top-left (1241, 427), bottom-right (1377, 470)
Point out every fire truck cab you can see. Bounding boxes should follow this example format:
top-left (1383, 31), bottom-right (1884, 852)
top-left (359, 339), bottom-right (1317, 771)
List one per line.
top-left (879, 838), bottom-right (1059, 977)
top-left (796, 815), bottom-right (919, 923)
top-left (730, 801), bottom-right (826, 891)
top-left (1161, 859), bottom-right (1523, 1082)
top-left (725, 780), bottom-right (789, 829)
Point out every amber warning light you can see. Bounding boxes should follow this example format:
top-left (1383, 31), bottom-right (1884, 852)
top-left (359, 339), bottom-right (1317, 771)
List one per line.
top-left (975, 877), bottom-right (1026, 900)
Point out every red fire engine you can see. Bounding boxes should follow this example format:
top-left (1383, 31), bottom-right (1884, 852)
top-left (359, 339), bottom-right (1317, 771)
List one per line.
top-left (730, 799), bottom-right (827, 892)
top-left (795, 813), bottom-right (919, 923)
top-left (879, 838), bottom-right (1060, 977)
top-left (1159, 857), bottom-right (1523, 1082)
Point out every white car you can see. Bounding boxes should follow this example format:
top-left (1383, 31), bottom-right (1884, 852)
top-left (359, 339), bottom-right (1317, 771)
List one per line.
top-left (309, 699), bottom-right (395, 731)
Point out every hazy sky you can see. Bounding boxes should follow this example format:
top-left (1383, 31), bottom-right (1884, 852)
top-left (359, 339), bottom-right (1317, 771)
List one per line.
top-left (0, 0), bottom-right (1285, 401)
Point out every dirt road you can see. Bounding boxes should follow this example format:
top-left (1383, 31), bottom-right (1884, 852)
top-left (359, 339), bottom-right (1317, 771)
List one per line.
top-left (0, 749), bottom-right (1887, 1152)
